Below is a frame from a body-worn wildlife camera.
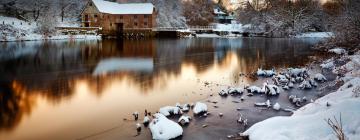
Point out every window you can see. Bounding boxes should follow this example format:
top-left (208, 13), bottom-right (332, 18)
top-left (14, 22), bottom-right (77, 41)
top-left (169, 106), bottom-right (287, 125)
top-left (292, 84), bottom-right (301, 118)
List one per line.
top-left (144, 22), bottom-right (148, 27)
top-left (94, 14), bottom-right (98, 18)
top-left (120, 15), bottom-right (123, 20)
top-left (134, 15), bottom-right (138, 19)
top-left (144, 15), bottom-right (148, 19)
top-left (134, 22), bottom-right (138, 26)
top-left (89, 2), bottom-right (93, 6)
top-left (110, 23), bottom-right (112, 27)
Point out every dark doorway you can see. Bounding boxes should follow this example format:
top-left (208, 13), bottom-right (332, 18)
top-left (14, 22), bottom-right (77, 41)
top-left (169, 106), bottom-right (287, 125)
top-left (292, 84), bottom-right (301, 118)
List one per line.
top-left (84, 15), bottom-right (89, 27)
top-left (116, 23), bottom-right (124, 37)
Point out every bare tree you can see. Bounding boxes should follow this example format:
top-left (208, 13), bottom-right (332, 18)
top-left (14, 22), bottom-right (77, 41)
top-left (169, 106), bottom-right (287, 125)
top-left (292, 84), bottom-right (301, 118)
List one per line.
top-left (183, 0), bottom-right (215, 26)
top-left (57, 0), bottom-right (76, 22)
top-left (330, 0), bottom-right (360, 49)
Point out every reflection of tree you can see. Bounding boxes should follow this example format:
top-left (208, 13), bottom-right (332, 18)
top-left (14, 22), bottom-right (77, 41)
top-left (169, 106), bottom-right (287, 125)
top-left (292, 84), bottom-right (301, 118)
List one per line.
top-left (0, 82), bottom-right (35, 131)
top-left (235, 38), bottom-right (315, 73)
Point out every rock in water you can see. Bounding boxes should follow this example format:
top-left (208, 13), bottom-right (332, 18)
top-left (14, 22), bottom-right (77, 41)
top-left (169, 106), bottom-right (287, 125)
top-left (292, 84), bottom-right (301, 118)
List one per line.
top-left (255, 100), bottom-right (271, 108)
top-left (314, 73), bottom-right (327, 82)
top-left (149, 113), bottom-right (183, 139)
top-left (193, 102), bottom-right (208, 115)
top-left (219, 113), bottom-right (223, 117)
top-left (143, 116), bottom-right (150, 126)
top-left (133, 112), bottom-right (139, 120)
top-left (273, 103), bottom-right (281, 111)
top-left (159, 106), bottom-right (181, 116)
top-left (136, 123), bottom-right (141, 133)
top-left (178, 115), bottom-right (191, 126)
top-left (257, 68), bottom-right (276, 77)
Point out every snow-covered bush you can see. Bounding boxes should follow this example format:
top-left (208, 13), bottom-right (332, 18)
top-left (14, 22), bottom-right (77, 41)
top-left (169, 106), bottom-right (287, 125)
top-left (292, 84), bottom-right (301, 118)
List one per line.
top-left (35, 15), bottom-right (57, 36)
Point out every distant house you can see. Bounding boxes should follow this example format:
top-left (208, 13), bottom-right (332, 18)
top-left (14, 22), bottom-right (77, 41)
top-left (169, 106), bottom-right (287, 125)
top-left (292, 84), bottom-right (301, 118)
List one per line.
top-left (81, 0), bottom-right (156, 36)
top-left (213, 7), bottom-right (234, 24)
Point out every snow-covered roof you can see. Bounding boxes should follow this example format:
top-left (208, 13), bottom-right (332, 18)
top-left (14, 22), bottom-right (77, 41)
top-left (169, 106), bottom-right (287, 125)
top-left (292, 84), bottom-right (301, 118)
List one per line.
top-left (91, 0), bottom-right (154, 15)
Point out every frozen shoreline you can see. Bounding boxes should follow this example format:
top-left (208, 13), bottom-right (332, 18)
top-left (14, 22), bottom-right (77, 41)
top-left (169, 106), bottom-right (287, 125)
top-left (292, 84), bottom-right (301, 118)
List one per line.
top-left (242, 50), bottom-right (360, 140)
top-left (0, 34), bottom-right (101, 42)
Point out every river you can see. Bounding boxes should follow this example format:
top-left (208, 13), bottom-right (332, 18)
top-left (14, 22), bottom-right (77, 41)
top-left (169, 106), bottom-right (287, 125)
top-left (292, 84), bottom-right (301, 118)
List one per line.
top-left (0, 38), bottom-right (323, 140)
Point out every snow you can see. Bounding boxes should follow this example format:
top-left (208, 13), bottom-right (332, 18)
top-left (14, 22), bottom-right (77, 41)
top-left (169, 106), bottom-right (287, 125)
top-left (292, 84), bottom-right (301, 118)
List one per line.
top-left (329, 48), bottom-right (347, 55)
top-left (299, 80), bottom-right (312, 89)
top-left (247, 86), bottom-right (262, 93)
top-left (219, 89), bottom-right (229, 96)
top-left (228, 87), bottom-right (244, 95)
top-left (91, 0), bottom-right (154, 15)
top-left (159, 106), bottom-right (181, 116)
top-left (314, 73), bottom-right (327, 82)
top-left (320, 59), bottom-right (335, 70)
top-left (273, 103), bottom-right (281, 111)
top-left (0, 16), bottom-right (100, 42)
top-left (143, 116), bottom-right (150, 124)
top-left (193, 102), bottom-right (207, 115)
top-left (182, 104), bottom-right (190, 112)
top-left (219, 87), bottom-right (243, 96)
top-left (92, 58), bottom-right (154, 75)
top-left (214, 8), bottom-right (226, 15)
top-left (243, 52), bottom-right (360, 140)
top-left (178, 115), bottom-right (191, 125)
top-left (213, 23), bottom-right (250, 33)
top-left (264, 84), bottom-right (280, 95)
top-left (149, 113), bottom-right (183, 139)
top-left (255, 100), bottom-right (271, 108)
top-left (275, 74), bottom-right (289, 83)
top-left (257, 68), bottom-right (276, 77)
top-left (295, 32), bottom-right (334, 38)
top-left (136, 123), bottom-right (141, 129)
top-left (244, 78), bottom-right (360, 140)
top-left (195, 33), bottom-right (221, 38)
top-left (288, 68), bottom-right (308, 77)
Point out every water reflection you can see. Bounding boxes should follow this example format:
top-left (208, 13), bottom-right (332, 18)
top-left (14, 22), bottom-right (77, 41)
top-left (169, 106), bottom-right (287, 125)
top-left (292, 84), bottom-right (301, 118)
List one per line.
top-left (0, 38), bottom-right (320, 139)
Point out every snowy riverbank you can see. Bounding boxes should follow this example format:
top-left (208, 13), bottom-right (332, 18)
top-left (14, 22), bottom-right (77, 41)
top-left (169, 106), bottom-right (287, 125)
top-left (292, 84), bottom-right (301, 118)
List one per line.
top-left (0, 16), bottom-right (101, 42)
top-left (243, 50), bottom-right (360, 140)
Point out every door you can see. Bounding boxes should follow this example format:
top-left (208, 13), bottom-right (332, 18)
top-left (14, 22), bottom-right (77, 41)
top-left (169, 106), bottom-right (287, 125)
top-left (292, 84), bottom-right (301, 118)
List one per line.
top-left (84, 15), bottom-right (89, 27)
top-left (116, 23), bottom-right (124, 37)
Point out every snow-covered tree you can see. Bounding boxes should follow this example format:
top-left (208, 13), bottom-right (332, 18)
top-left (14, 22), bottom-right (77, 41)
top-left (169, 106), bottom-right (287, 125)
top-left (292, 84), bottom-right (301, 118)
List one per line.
top-left (152, 0), bottom-right (187, 27)
top-left (183, 0), bottom-right (215, 26)
top-left (327, 0), bottom-right (360, 49)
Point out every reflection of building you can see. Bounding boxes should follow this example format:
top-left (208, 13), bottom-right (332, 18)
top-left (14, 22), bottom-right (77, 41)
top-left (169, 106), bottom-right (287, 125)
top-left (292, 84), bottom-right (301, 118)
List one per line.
top-left (81, 0), bottom-right (156, 36)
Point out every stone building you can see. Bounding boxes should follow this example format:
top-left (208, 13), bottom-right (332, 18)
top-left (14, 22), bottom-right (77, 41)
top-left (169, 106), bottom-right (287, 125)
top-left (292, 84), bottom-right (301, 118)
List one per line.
top-left (81, 0), bottom-right (156, 36)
